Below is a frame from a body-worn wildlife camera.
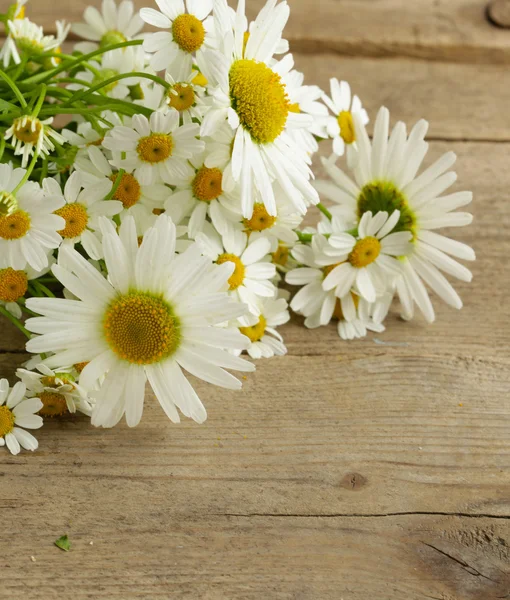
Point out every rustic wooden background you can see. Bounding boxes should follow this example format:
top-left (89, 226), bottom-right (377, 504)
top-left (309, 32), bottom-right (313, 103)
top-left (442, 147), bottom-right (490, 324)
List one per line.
top-left (2, 1), bottom-right (510, 599)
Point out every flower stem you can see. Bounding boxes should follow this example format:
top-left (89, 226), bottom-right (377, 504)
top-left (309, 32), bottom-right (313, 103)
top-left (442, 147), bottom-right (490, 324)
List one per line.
top-left (317, 202), bottom-right (333, 220)
top-left (0, 68), bottom-right (27, 108)
top-left (0, 305), bottom-right (31, 339)
top-left (13, 150), bottom-right (40, 194)
top-left (296, 231), bottom-right (313, 243)
top-left (104, 169), bottom-right (125, 200)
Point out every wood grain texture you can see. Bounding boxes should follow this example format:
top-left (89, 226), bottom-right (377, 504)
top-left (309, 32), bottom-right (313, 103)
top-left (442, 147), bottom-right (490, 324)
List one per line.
top-left (11, 0), bottom-right (510, 63)
top-left (2, 0), bottom-right (510, 598)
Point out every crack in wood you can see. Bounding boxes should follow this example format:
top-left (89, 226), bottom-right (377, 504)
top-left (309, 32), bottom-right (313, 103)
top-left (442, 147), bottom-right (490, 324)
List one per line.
top-left (422, 541), bottom-right (500, 583)
top-left (216, 511), bottom-right (510, 520)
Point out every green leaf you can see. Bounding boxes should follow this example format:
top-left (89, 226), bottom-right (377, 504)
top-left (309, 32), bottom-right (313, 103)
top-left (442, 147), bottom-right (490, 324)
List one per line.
top-left (54, 535), bottom-right (71, 552)
top-left (0, 98), bottom-right (18, 112)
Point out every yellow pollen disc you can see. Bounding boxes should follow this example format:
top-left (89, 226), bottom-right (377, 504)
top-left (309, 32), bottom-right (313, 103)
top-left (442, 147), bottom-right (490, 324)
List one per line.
top-left (137, 235), bottom-right (143, 247)
top-left (153, 208), bottom-right (165, 216)
top-left (348, 237), bottom-right (381, 268)
top-left (87, 137), bottom-right (104, 147)
top-left (289, 103), bottom-right (301, 114)
top-left (272, 244), bottom-right (289, 267)
top-left (229, 59), bottom-right (290, 144)
top-left (239, 315), bottom-right (267, 343)
top-left (100, 29), bottom-right (127, 47)
top-left (0, 405), bottom-right (15, 436)
top-left (40, 373), bottom-right (74, 388)
top-left (243, 203), bottom-right (276, 232)
top-left (192, 70), bottom-right (207, 87)
top-left (338, 110), bottom-right (355, 145)
top-left (172, 14), bottom-right (205, 53)
top-left (0, 210), bottom-right (31, 240)
top-left (55, 203), bottom-right (89, 239)
top-left (110, 173), bottom-right (141, 209)
top-left (17, 6), bottom-right (26, 18)
top-left (103, 292), bottom-right (181, 365)
top-left (192, 167), bottom-right (223, 202)
top-left (0, 268), bottom-right (28, 302)
top-left (74, 362), bottom-right (89, 374)
top-left (137, 134), bottom-right (173, 163)
top-left (38, 392), bottom-right (68, 417)
top-left (167, 83), bottom-right (195, 112)
top-left (322, 263), bottom-right (341, 279)
top-left (216, 253), bottom-right (245, 291)
top-left (13, 117), bottom-right (42, 144)
top-left (333, 293), bottom-right (360, 321)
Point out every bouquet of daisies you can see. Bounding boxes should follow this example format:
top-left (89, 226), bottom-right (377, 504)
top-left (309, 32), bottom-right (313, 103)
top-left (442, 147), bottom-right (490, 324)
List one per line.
top-left (0, 0), bottom-right (475, 455)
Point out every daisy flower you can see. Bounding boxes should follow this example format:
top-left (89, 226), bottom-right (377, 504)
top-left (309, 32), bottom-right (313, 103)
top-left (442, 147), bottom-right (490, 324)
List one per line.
top-left (62, 120), bottom-right (107, 151)
top-left (5, 115), bottom-right (65, 168)
top-left (316, 106), bottom-right (475, 322)
top-left (196, 228), bottom-right (276, 318)
top-left (17, 365), bottom-right (94, 417)
top-left (322, 79), bottom-right (368, 157)
top-left (285, 239), bottom-right (387, 340)
top-left (164, 154), bottom-right (239, 238)
top-left (0, 261), bottom-right (54, 319)
top-left (103, 110), bottom-right (204, 186)
top-left (0, 379), bottom-right (43, 455)
top-left (75, 145), bottom-right (169, 221)
top-left (200, 0), bottom-right (319, 218)
top-left (0, 164), bottom-right (64, 272)
top-left (25, 215), bottom-right (254, 428)
top-left (164, 62), bottom-right (207, 125)
top-left (140, 0), bottom-right (215, 72)
top-left (8, 18), bottom-right (70, 61)
top-left (321, 210), bottom-right (412, 303)
top-left (237, 296), bottom-right (289, 359)
top-left (43, 171), bottom-right (123, 261)
top-left (0, 0), bottom-right (28, 66)
top-left (72, 0), bottom-right (144, 54)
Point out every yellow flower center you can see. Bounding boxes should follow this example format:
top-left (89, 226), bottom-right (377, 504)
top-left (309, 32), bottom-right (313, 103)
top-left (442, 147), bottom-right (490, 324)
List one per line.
top-left (100, 30), bottom-right (128, 48)
top-left (13, 116), bottom-right (42, 144)
top-left (216, 253), bottom-right (245, 290)
top-left (74, 362), bottom-right (89, 374)
top-left (172, 14), bottom-right (205, 53)
top-left (322, 263), bottom-right (341, 279)
top-left (0, 192), bottom-right (18, 218)
top-left (167, 83), bottom-right (195, 112)
top-left (243, 203), bottom-right (277, 232)
top-left (0, 210), bottom-right (31, 240)
top-left (55, 203), bottom-right (89, 239)
top-left (103, 292), bottom-right (181, 365)
top-left (348, 237), bottom-right (381, 268)
top-left (137, 134), bottom-right (173, 163)
top-left (16, 36), bottom-right (44, 54)
top-left (358, 181), bottom-right (416, 236)
top-left (40, 372), bottom-right (75, 388)
top-left (229, 59), bottom-right (290, 144)
top-left (0, 268), bottom-right (28, 302)
top-left (239, 315), bottom-right (266, 343)
top-left (192, 70), bottom-right (207, 87)
top-left (110, 173), bottom-right (141, 209)
top-left (38, 392), bottom-right (68, 417)
top-left (17, 6), bottom-right (26, 18)
top-left (0, 405), bottom-right (15, 436)
top-left (338, 111), bottom-right (355, 145)
top-left (333, 293), bottom-right (360, 321)
top-left (288, 103), bottom-right (301, 113)
top-left (272, 244), bottom-right (289, 267)
top-left (192, 167), bottom-right (223, 202)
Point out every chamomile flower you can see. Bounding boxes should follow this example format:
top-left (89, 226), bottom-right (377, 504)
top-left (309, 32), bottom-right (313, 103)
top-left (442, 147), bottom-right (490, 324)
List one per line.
top-left (0, 261), bottom-right (53, 319)
top-left (0, 164), bottom-right (64, 272)
top-left (8, 18), bottom-right (70, 60)
top-left (237, 296), bottom-right (289, 359)
top-left (25, 215), bottom-right (254, 428)
top-left (43, 171), bottom-right (123, 261)
top-left (140, 0), bottom-right (215, 72)
top-left (164, 62), bottom-right (207, 124)
top-left (0, 379), bottom-right (43, 455)
top-left (196, 228), bottom-right (276, 318)
top-left (75, 145), bottom-right (169, 221)
top-left (16, 365), bottom-right (93, 417)
top-left (5, 115), bottom-right (64, 168)
top-left (164, 155), bottom-right (238, 238)
top-left (103, 110), bottom-right (204, 186)
top-left (201, 0), bottom-right (319, 218)
top-left (322, 79), bottom-right (368, 157)
top-left (72, 0), bottom-right (144, 54)
top-left (62, 121), bottom-right (107, 152)
top-left (321, 211), bottom-right (412, 303)
top-left (0, 0), bottom-right (28, 66)
top-left (317, 107), bottom-right (475, 322)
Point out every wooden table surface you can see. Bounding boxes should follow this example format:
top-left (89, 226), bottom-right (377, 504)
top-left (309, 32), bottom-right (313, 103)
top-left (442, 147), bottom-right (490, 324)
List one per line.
top-left (2, 1), bottom-right (510, 599)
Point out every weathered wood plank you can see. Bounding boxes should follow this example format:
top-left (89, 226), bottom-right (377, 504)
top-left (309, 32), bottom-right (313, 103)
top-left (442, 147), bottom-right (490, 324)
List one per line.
top-left (10, 0), bottom-right (510, 63)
